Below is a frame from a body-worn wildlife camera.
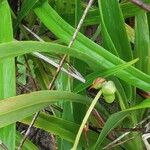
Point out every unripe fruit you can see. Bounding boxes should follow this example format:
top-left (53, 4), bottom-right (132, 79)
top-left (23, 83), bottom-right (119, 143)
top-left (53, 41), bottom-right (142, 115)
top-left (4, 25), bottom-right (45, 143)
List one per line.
top-left (103, 94), bottom-right (115, 103)
top-left (102, 81), bottom-right (116, 103)
top-left (101, 81), bottom-right (116, 95)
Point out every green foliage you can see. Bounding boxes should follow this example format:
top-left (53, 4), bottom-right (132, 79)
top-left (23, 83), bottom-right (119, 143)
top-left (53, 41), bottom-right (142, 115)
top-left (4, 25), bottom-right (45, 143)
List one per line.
top-left (0, 0), bottom-right (150, 150)
top-left (94, 97), bottom-right (150, 149)
top-left (17, 56), bottom-right (35, 85)
top-left (17, 56), bottom-right (26, 85)
top-left (0, 0), bottom-right (15, 149)
top-left (23, 113), bottom-right (98, 148)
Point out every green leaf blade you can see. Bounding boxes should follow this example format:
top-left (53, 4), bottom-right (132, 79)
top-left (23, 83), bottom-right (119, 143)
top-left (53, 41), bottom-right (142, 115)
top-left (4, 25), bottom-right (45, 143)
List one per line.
top-left (0, 1), bottom-right (15, 149)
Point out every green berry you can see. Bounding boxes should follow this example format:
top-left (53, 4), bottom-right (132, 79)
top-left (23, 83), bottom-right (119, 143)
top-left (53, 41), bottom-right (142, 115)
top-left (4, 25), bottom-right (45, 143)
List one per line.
top-left (103, 94), bottom-right (115, 103)
top-left (102, 81), bottom-right (116, 95)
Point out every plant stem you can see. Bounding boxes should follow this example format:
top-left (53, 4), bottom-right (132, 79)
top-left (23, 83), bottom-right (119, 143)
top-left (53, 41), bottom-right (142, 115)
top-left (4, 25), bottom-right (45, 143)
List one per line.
top-left (71, 90), bottom-right (102, 150)
top-left (17, 112), bottom-right (40, 150)
top-left (102, 115), bottom-right (150, 150)
top-left (48, 0), bottom-right (94, 89)
top-left (17, 0), bottom-right (94, 149)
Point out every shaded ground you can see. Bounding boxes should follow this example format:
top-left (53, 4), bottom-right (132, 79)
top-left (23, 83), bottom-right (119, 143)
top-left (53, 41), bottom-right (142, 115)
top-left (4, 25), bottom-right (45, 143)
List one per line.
top-left (17, 123), bottom-right (56, 150)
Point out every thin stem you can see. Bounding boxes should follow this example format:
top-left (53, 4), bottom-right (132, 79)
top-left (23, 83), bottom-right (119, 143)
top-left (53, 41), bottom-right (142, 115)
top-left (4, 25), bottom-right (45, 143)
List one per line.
top-left (142, 133), bottom-right (150, 150)
top-left (23, 25), bottom-right (85, 83)
top-left (17, 0), bottom-right (94, 149)
top-left (92, 108), bottom-right (105, 128)
top-left (17, 112), bottom-right (40, 150)
top-left (103, 137), bottom-right (135, 150)
top-left (48, 0), bottom-right (94, 89)
top-left (92, 109), bottom-right (115, 140)
top-left (71, 90), bottom-right (102, 150)
top-left (0, 141), bottom-right (8, 150)
top-left (103, 115), bottom-right (150, 150)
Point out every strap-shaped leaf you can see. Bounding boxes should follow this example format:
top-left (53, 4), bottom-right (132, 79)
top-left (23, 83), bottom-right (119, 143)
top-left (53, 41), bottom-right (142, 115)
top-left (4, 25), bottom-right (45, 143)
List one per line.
top-left (94, 97), bottom-right (150, 149)
top-left (0, 90), bottom-right (90, 128)
top-left (0, 41), bottom-right (150, 91)
top-left (134, 12), bottom-right (150, 74)
top-left (0, 0), bottom-right (15, 149)
top-left (32, 1), bottom-right (150, 91)
top-left (22, 113), bottom-right (98, 148)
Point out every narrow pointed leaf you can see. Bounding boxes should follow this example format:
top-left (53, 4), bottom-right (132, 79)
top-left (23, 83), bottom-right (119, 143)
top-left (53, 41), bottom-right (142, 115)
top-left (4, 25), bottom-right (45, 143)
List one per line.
top-left (94, 98), bottom-right (150, 149)
top-left (0, 41), bottom-right (150, 91)
top-left (134, 12), bottom-right (150, 74)
top-left (33, 1), bottom-right (150, 92)
top-left (0, 1), bottom-right (15, 149)
top-left (22, 113), bottom-right (98, 148)
top-left (0, 90), bottom-right (90, 128)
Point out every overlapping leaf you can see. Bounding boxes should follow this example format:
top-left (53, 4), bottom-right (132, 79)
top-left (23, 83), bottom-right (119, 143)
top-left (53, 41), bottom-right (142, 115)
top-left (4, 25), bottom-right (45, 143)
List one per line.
top-left (33, 1), bottom-right (150, 91)
top-left (0, 90), bottom-right (90, 128)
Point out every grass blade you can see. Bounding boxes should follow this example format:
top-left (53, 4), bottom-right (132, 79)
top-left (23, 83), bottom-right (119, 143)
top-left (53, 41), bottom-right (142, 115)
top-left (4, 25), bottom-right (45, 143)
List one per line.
top-left (0, 41), bottom-right (150, 91)
top-left (22, 113), bottom-right (98, 148)
top-left (72, 90), bottom-right (102, 150)
top-left (0, 1), bottom-right (15, 149)
top-left (85, 2), bottom-right (142, 25)
top-left (98, 0), bottom-right (132, 61)
top-left (33, 1), bottom-right (150, 91)
top-left (16, 132), bottom-right (38, 150)
top-left (94, 98), bottom-right (150, 149)
top-left (14, 0), bottom-right (38, 29)
top-left (74, 59), bottom-right (138, 93)
top-left (134, 12), bottom-right (150, 74)
top-left (0, 90), bottom-right (90, 128)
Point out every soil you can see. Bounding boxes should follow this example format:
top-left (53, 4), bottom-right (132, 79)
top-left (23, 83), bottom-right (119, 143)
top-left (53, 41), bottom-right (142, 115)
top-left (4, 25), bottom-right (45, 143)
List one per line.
top-left (17, 123), bottom-right (56, 150)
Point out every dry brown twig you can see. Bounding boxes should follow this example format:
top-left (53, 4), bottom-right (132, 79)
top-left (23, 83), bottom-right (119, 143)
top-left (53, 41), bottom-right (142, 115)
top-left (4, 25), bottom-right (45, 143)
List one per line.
top-left (23, 25), bottom-right (85, 83)
top-left (0, 140), bottom-right (8, 150)
top-left (17, 0), bottom-right (94, 149)
top-left (130, 0), bottom-right (150, 12)
top-left (103, 137), bottom-right (134, 150)
top-left (102, 115), bottom-right (150, 150)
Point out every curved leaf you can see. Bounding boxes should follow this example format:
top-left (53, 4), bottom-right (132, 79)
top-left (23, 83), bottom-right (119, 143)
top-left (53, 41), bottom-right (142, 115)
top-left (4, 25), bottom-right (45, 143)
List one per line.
top-left (33, 1), bottom-right (150, 91)
top-left (0, 90), bottom-right (90, 128)
top-left (94, 98), bottom-right (150, 149)
top-left (16, 0), bottom-right (38, 24)
top-left (98, 0), bottom-right (132, 61)
top-left (74, 59), bottom-right (138, 93)
top-left (16, 132), bottom-right (38, 150)
top-left (22, 113), bottom-right (98, 148)
top-left (0, 40), bottom-right (150, 92)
